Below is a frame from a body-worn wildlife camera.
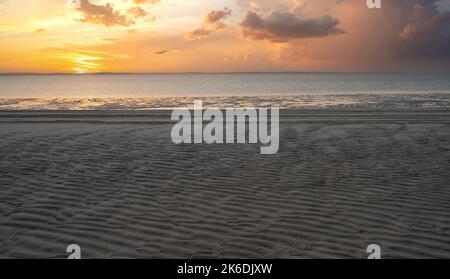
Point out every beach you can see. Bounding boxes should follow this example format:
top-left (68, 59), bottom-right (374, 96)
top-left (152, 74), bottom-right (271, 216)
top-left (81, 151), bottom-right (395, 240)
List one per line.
top-left (1, 109), bottom-right (449, 259)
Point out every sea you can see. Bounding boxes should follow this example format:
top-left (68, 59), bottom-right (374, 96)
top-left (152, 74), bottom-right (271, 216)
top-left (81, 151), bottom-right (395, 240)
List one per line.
top-left (0, 73), bottom-right (449, 110)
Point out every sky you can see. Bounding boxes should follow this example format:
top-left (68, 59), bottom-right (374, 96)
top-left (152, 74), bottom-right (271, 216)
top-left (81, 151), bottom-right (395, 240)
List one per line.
top-left (0, 0), bottom-right (450, 73)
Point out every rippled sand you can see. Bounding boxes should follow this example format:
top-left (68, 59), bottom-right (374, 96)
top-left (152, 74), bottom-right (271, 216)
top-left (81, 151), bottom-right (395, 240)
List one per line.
top-left (0, 109), bottom-right (449, 258)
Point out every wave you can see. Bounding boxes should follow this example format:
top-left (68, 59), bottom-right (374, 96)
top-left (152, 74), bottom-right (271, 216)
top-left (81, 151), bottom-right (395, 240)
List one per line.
top-left (1, 93), bottom-right (450, 110)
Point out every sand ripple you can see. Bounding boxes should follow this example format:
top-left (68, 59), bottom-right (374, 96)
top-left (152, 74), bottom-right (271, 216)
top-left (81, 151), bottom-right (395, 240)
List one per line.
top-left (0, 110), bottom-right (449, 258)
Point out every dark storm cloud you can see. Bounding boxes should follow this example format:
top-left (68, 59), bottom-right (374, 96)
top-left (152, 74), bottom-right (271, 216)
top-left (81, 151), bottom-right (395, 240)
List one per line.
top-left (397, 0), bottom-right (450, 61)
top-left (240, 11), bottom-right (345, 42)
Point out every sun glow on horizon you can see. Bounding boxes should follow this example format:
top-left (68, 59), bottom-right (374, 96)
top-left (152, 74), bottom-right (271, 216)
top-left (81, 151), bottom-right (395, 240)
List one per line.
top-left (0, 0), bottom-right (449, 73)
top-left (72, 54), bottom-right (102, 73)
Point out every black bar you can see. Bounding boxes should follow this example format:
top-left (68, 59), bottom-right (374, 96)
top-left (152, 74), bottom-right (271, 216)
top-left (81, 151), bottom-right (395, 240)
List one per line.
top-left (0, 259), bottom-right (443, 278)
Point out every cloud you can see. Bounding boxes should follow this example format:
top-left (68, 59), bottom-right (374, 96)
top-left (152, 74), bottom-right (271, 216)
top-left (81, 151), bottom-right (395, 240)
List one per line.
top-left (185, 7), bottom-right (232, 41)
top-left (237, 0), bottom-right (309, 15)
top-left (235, 0), bottom-right (450, 70)
top-left (204, 7), bottom-right (232, 29)
top-left (351, 0), bottom-right (450, 64)
top-left (400, 2), bottom-right (450, 43)
top-left (75, 0), bottom-right (155, 27)
top-left (185, 28), bottom-right (213, 40)
top-left (75, 0), bottom-right (135, 26)
top-left (398, 4), bottom-right (450, 60)
top-left (127, 6), bottom-right (148, 19)
top-left (240, 11), bottom-right (345, 43)
top-left (154, 50), bottom-right (168, 55)
top-left (132, 0), bottom-right (160, 4)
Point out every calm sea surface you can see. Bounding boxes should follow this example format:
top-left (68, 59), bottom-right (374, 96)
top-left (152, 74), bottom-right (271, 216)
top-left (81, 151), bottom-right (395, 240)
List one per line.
top-left (0, 73), bottom-right (449, 109)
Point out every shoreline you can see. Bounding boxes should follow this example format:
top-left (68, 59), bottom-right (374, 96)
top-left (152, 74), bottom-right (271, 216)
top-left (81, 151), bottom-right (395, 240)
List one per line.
top-left (0, 108), bottom-right (449, 124)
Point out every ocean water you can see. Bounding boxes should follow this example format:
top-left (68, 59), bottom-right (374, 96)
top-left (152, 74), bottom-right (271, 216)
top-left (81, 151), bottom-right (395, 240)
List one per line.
top-left (0, 73), bottom-right (449, 110)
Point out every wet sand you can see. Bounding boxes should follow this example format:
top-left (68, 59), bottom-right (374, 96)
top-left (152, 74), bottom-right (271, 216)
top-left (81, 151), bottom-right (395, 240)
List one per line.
top-left (0, 109), bottom-right (449, 258)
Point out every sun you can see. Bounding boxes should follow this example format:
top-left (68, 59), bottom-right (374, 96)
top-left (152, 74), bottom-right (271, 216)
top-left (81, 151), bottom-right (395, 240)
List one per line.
top-left (73, 67), bottom-right (87, 74)
top-left (54, 52), bottom-right (102, 73)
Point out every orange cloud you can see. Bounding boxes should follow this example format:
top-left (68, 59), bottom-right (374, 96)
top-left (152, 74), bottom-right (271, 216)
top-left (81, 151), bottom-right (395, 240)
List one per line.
top-left (185, 28), bottom-right (213, 40)
top-left (127, 6), bottom-right (148, 19)
top-left (204, 7), bottom-right (232, 29)
top-left (133, 0), bottom-right (160, 4)
top-left (76, 0), bottom-right (135, 26)
top-left (186, 7), bottom-right (232, 41)
top-left (75, 0), bottom-right (155, 27)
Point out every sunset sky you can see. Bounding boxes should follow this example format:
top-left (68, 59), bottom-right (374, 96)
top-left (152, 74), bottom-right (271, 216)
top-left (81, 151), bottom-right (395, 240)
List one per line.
top-left (1, 0), bottom-right (450, 73)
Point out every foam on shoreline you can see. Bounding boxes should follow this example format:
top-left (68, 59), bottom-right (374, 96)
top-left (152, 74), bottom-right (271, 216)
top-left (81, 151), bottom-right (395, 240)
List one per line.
top-left (1, 93), bottom-right (450, 111)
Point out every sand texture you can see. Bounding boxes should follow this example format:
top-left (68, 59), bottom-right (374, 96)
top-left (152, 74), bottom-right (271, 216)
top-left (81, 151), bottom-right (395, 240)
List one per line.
top-left (0, 109), bottom-right (449, 258)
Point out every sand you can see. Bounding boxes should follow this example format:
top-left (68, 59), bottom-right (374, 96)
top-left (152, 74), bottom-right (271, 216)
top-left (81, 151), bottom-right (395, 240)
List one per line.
top-left (0, 109), bottom-right (449, 259)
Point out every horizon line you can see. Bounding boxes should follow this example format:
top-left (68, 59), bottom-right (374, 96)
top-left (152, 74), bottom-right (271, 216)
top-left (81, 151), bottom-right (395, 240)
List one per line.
top-left (1, 70), bottom-right (449, 75)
